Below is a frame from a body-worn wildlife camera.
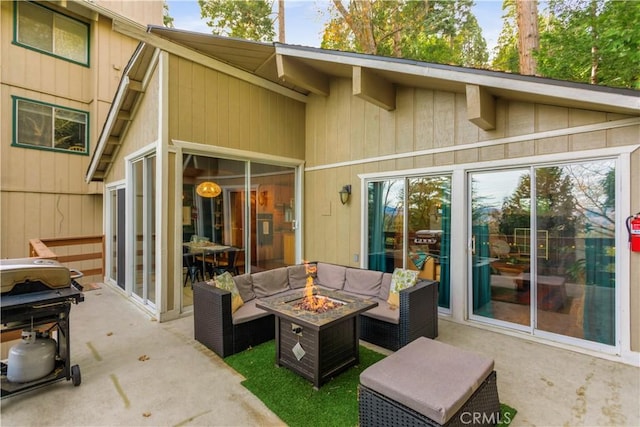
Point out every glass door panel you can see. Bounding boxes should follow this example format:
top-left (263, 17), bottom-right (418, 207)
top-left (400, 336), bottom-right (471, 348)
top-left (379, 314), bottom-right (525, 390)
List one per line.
top-left (251, 162), bottom-right (296, 271)
top-left (470, 169), bottom-right (531, 326)
top-left (367, 179), bottom-right (405, 273)
top-left (535, 162), bottom-right (616, 345)
top-left (132, 156), bottom-right (156, 306)
top-left (406, 176), bottom-right (452, 308)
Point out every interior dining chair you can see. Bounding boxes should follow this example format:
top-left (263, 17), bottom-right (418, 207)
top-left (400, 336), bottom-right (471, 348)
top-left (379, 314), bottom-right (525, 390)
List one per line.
top-left (183, 248), bottom-right (203, 287)
top-left (214, 248), bottom-right (242, 276)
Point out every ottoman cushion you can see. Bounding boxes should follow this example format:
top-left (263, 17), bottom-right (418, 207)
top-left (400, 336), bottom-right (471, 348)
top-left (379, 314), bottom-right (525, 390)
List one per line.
top-left (360, 337), bottom-right (494, 425)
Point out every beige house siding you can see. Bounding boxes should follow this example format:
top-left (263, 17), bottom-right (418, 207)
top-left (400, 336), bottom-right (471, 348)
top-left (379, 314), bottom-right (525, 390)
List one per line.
top-left (0, 1), bottom-right (160, 259)
top-left (303, 78), bottom-right (640, 352)
top-left (96, 1), bottom-right (162, 27)
top-left (167, 56), bottom-right (305, 159)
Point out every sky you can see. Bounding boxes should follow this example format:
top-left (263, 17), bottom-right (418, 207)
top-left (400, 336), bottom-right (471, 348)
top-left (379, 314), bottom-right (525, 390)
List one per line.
top-left (166, 0), bottom-right (505, 53)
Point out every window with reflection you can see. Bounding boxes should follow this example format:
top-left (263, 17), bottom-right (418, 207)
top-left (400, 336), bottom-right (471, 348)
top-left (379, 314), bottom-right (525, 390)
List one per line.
top-left (367, 176), bottom-right (451, 309)
top-left (470, 160), bottom-right (616, 346)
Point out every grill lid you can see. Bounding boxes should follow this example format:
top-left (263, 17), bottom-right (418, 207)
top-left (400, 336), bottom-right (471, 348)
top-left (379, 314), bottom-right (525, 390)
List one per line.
top-left (1, 258), bottom-right (71, 294)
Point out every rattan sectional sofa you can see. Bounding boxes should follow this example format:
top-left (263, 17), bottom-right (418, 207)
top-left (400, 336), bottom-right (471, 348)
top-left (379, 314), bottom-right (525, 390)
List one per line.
top-left (193, 262), bottom-right (439, 358)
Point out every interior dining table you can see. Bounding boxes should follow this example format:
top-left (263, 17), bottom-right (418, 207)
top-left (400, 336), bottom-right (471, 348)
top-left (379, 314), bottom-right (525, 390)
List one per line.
top-left (183, 242), bottom-right (233, 279)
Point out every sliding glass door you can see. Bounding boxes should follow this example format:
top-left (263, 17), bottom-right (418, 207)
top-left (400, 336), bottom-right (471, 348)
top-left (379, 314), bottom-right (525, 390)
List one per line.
top-left (470, 160), bottom-right (617, 346)
top-left (182, 154), bottom-right (297, 283)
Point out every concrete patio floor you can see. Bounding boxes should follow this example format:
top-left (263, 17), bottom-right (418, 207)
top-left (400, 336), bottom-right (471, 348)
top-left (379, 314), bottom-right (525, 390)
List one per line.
top-left (1, 284), bottom-right (638, 426)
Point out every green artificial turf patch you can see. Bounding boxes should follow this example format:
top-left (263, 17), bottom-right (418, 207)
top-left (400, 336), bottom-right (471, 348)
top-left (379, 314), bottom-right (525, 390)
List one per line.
top-left (225, 340), bottom-right (516, 427)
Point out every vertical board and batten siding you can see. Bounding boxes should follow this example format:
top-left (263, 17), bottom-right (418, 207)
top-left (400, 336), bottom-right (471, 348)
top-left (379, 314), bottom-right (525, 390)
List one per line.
top-left (0, 1), bottom-right (151, 259)
top-left (304, 79), bottom-right (639, 267)
top-left (95, 1), bottom-right (163, 28)
top-left (167, 56), bottom-right (306, 159)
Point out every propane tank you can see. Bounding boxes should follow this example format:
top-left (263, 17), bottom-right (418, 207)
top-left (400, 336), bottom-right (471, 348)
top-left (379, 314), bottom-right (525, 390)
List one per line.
top-left (7, 330), bottom-right (56, 383)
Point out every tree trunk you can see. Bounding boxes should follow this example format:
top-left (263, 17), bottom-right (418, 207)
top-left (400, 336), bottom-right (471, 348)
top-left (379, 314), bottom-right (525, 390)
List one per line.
top-left (333, 0), bottom-right (377, 54)
top-left (589, 0), bottom-right (598, 84)
top-left (516, 0), bottom-right (539, 75)
top-left (278, 0), bottom-right (285, 43)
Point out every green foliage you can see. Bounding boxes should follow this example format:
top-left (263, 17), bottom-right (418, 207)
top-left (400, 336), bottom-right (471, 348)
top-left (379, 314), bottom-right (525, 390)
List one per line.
top-left (491, 0), bottom-right (519, 72)
top-left (198, 0), bottom-right (276, 42)
top-left (321, 0), bottom-right (488, 66)
top-left (163, 1), bottom-right (174, 28)
top-left (492, 0), bottom-right (640, 88)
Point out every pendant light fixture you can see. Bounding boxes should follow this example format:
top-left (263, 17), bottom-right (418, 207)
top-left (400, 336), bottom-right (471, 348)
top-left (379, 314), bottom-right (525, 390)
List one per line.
top-left (196, 181), bottom-right (221, 198)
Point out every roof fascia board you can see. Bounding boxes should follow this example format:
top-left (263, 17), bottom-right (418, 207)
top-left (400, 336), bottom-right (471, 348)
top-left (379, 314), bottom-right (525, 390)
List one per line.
top-left (275, 46), bottom-right (639, 113)
top-left (86, 74), bottom-right (131, 182)
top-left (99, 48), bottom-right (161, 181)
top-left (114, 21), bottom-right (307, 104)
top-left (86, 46), bottom-right (160, 182)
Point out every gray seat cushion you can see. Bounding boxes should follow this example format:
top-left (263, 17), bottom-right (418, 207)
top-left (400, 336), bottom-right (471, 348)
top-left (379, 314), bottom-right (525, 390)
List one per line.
top-left (252, 267), bottom-right (289, 297)
top-left (360, 337), bottom-right (494, 424)
top-left (288, 263), bottom-right (314, 289)
top-left (232, 299), bottom-right (270, 325)
top-left (377, 272), bottom-right (392, 300)
top-left (343, 268), bottom-right (383, 297)
top-left (233, 273), bottom-right (255, 302)
top-left (316, 262), bottom-right (346, 290)
top-left (359, 298), bottom-right (400, 324)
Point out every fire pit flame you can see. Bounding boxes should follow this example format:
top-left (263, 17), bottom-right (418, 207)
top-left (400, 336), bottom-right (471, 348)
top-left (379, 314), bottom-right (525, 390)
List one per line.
top-left (294, 262), bottom-right (343, 313)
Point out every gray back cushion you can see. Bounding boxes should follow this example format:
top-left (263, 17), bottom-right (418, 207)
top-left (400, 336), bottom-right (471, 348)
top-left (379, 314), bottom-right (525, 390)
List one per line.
top-left (344, 269), bottom-right (383, 297)
top-left (316, 263), bottom-right (346, 290)
top-left (288, 264), bottom-right (315, 289)
top-left (233, 273), bottom-right (255, 302)
top-left (252, 267), bottom-right (290, 298)
top-left (377, 272), bottom-right (393, 300)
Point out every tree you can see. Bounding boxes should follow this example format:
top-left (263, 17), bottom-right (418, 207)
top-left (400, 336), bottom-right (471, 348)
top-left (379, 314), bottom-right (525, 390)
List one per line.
top-left (321, 0), bottom-right (488, 67)
top-left (198, 0), bottom-right (276, 42)
top-left (515, 0), bottom-right (539, 75)
top-left (491, 0), bottom-right (519, 72)
top-left (163, 1), bottom-right (174, 28)
top-left (535, 0), bottom-right (640, 88)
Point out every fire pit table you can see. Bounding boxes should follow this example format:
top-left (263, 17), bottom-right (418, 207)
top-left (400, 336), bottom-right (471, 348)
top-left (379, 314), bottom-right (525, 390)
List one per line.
top-left (256, 289), bottom-right (377, 389)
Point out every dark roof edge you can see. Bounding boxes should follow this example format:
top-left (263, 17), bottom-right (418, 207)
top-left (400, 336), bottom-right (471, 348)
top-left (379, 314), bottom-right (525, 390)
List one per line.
top-left (274, 43), bottom-right (639, 97)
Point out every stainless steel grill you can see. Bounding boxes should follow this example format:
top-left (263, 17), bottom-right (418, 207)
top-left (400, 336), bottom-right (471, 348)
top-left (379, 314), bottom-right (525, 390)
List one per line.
top-left (1, 258), bottom-right (84, 398)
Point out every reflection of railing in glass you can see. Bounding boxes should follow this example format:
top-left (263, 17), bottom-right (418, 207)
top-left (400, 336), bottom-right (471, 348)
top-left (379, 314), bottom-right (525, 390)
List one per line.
top-left (514, 228), bottom-right (548, 259)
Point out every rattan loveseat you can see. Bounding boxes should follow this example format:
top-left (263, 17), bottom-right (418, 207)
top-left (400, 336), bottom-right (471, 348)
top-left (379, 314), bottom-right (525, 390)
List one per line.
top-left (193, 262), bottom-right (438, 358)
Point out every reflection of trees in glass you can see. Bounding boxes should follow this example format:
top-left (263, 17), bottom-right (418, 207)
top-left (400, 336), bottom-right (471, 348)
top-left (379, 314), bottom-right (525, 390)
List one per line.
top-left (407, 177), bottom-right (449, 231)
top-left (380, 180), bottom-right (403, 233)
top-left (535, 167), bottom-right (578, 237)
top-left (566, 163), bottom-right (615, 237)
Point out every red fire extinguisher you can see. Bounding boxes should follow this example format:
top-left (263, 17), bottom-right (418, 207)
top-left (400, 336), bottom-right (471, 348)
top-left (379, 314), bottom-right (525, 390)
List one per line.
top-left (627, 212), bottom-right (640, 252)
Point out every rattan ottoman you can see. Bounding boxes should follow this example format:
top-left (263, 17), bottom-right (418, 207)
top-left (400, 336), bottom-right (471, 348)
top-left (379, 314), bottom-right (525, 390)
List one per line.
top-left (359, 337), bottom-right (500, 426)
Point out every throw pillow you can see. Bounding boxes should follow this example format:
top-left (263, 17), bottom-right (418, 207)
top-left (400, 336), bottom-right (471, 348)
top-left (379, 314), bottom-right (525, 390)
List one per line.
top-left (215, 272), bottom-right (244, 313)
top-left (386, 268), bottom-right (419, 308)
top-left (409, 250), bottom-right (429, 270)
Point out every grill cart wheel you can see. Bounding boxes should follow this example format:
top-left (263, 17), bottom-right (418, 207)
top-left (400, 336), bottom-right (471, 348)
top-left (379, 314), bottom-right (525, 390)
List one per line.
top-left (71, 365), bottom-right (81, 386)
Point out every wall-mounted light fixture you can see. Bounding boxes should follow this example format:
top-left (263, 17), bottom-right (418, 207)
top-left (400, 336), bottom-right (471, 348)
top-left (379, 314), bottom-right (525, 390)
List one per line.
top-left (258, 190), bottom-right (268, 206)
top-left (339, 185), bottom-right (351, 205)
top-left (196, 181), bottom-right (221, 198)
